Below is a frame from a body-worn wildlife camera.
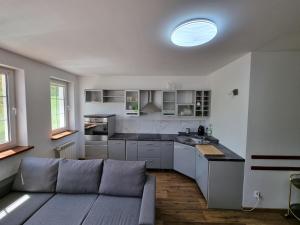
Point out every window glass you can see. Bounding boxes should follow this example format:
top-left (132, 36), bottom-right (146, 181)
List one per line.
top-left (0, 74), bottom-right (9, 144)
top-left (50, 80), bottom-right (68, 132)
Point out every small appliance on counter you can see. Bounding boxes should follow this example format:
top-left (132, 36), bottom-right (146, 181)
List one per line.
top-left (198, 125), bottom-right (205, 136)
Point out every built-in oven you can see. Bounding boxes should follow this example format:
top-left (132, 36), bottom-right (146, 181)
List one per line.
top-left (84, 117), bottom-right (109, 141)
top-left (84, 114), bottom-right (115, 159)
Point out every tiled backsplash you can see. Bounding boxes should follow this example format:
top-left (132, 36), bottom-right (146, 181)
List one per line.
top-left (115, 114), bottom-right (208, 134)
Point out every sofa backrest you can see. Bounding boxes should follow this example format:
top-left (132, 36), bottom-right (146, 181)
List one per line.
top-left (0, 174), bottom-right (15, 198)
top-left (99, 159), bottom-right (146, 197)
top-left (10, 157), bottom-right (146, 196)
top-left (56, 159), bottom-right (103, 194)
top-left (12, 157), bottom-right (60, 192)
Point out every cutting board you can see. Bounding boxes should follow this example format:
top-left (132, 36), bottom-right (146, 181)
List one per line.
top-left (196, 145), bottom-right (225, 157)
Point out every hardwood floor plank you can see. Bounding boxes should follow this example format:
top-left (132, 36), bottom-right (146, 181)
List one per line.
top-left (150, 171), bottom-right (299, 225)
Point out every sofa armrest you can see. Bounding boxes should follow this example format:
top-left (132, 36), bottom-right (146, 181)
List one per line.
top-left (139, 175), bottom-right (156, 225)
top-left (0, 174), bottom-right (15, 198)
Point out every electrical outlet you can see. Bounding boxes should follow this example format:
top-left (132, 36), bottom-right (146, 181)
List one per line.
top-left (253, 191), bottom-right (262, 200)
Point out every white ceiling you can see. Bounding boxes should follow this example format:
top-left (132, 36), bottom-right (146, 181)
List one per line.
top-left (0, 0), bottom-right (300, 76)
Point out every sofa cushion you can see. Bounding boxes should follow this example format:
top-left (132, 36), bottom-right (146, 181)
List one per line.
top-left (23, 194), bottom-right (97, 225)
top-left (0, 192), bottom-right (54, 225)
top-left (56, 159), bottom-right (103, 194)
top-left (12, 157), bottom-right (59, 192)
top-left (82, 195), bottom-right (141, 225)
top-left (99, 159), bottom-right (146, 197)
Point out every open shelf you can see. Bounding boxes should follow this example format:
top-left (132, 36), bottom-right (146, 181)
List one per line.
top-left (195, 90), bottom-right (211, 117)
top-left (102, 90), bottom-right (124, 103)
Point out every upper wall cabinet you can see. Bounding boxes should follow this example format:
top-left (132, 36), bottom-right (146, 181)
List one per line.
top-left (195, 90), bottom-right (211, 117)
top-left (162, 91), bottom-right (176, 116)
top-left (102, 90), bottom-right (124, 103)
top-left (176, 90), bottom-right (195, 117)
top-left (125, 90), bottom-right (140, 116)
top-left (85, 89), bottom-right (102, 102)
top-left (84, 88), bottom-right (211, 118)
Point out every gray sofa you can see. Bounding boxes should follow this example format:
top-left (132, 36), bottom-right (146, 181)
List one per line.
top-left (0, 157), bottom-right (156, 225)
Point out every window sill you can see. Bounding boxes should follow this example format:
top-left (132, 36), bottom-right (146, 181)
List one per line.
top-left (0, 146), bottom-right (34, 160)
top-left (51, 130), bottom-right (78, 141)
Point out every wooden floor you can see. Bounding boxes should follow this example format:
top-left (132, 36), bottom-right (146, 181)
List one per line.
top-left (149, 171), bottom-right (299, 225)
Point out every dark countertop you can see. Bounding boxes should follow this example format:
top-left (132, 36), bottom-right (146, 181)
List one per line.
top-left (84, 114), bottom-right (116, 118)
top-left (109, 132), bottom-right (244, 162)
top-left (109, 133), bottom-right (176, 141)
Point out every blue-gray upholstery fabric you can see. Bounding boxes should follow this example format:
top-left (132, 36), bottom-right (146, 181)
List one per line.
top-left (82, 195), bottom-right (141, 225)
top-left (99, 159), bottom-right (146, 197)
top-left (138, 175), bottom-right (156, 225)
top-left (24, 194), bottom-right (97, 225)
top-left (56, 159), bottom-right (103, 193)
top-left (0, 175), bottom-right (15, 198)
top-left (12, 157), bottom-right (59, 192)
top-left (0, 192), bottom-right (54, 225)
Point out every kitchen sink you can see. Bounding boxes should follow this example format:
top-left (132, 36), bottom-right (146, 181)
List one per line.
top-left (177, 136), bottom-right (210, 145)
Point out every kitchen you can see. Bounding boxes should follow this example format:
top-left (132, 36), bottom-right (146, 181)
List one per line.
top-left (82, 86), bottom-right (245, 209)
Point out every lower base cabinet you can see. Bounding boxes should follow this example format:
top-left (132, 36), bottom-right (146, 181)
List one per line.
top-left (195, 150), bottom-right (244, 209)
top-left (126, 141), bottom-right (138, 160)
top-left (108, 140), bottom-right (126, 160)
top-left (174, 142), bottom-right (196, 179)
top-left (109, 140), bottom-right (174, 169)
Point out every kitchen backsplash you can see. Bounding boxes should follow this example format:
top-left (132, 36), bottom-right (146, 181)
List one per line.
top-left (115, 114), bottom-right (208, 134)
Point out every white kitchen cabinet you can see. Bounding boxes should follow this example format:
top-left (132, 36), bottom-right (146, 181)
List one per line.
top-left (108, 140), bottom-right (126, 160)
top-left (125, 90), bottom-right (140, 116)
top-left (160, 141), bottom-right (174, 169)
top-left (162, 91), bottom-right (176, 116)
top-left (126, 141), bottom-right (138, 160)
top-left (174, 142), bottom-right (196, 179)
top-left (195, 149), bottom-right (244, 209)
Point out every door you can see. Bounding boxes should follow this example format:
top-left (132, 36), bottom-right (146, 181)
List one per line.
top-left (196, 151), bottom-right (209, 200)
top-left (108, 140), bottom-right (125, 160)
top-left (174, 142), bottom-right (196, 179)
top-left (161, 141), bottom-right (174, 169)
top-left (126, 141), bottom-right (138, 160)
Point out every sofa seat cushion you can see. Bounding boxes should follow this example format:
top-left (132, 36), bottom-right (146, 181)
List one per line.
top-left (0, 192), bottom-right (54, 225)
top-left (23, 194), bottom-right (97, 225)
top-left (56, 159), bottom-right (103, 194)
top-left (99, 159), bottom-right (146, 197)
top-left (13, 157), bottom-right (59, 192)
top-left (82, 195), bottom-right (141, 225)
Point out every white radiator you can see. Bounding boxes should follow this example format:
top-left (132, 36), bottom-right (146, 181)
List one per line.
top-left (55, 141), bottom-right (77, 159)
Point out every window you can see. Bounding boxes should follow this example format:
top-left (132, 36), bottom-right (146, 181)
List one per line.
top-left (0, 67), bottom-right (16, 150)
top-left (50, 79), bottom-right (69, 134)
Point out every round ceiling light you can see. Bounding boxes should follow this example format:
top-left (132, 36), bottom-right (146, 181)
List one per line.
top-left (171, 19), bottom-right (217, 47)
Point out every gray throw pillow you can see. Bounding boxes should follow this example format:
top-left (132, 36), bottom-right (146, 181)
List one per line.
top-left (99, 159), bottom-right (146, 197)
top-left (56, 159), bottom-right (103, 193)
top-left (12, 157), bottom-right (59, 192)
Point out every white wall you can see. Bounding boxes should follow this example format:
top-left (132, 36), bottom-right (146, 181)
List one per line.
top-left (0, 48), bottom-right (80, 180)
top-left (210, 53), bottom-right (251, 158)
top-left (243, 51), bottom-right (300, 208)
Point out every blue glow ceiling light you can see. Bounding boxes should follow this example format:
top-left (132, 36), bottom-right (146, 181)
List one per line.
top-left (171, 19), bottom-right (217, 47)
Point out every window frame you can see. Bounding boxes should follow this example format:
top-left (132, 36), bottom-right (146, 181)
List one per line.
top-left (0, 67), bottom-right (17, 151)
top-left (50, 78), bottom-right (69, 135)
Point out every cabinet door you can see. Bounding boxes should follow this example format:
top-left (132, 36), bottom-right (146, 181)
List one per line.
top-left (139, 157), bottom-right (161, 169)
top-left (108, 140), bottom-right (125, 160)
top-left (174, 142), bottom-right (196, 179)
top-left (160, 141), bottom-right (174, 169)
top-left (196, 151), bottom-right (209, 200)
top-left (126, 141), bottom-right (138, 160)
top-left (138, 141), bottom-right (161, 158)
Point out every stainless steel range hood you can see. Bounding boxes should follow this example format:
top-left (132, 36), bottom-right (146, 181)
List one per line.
top-left (141, 91), bottom-right (161, 113)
